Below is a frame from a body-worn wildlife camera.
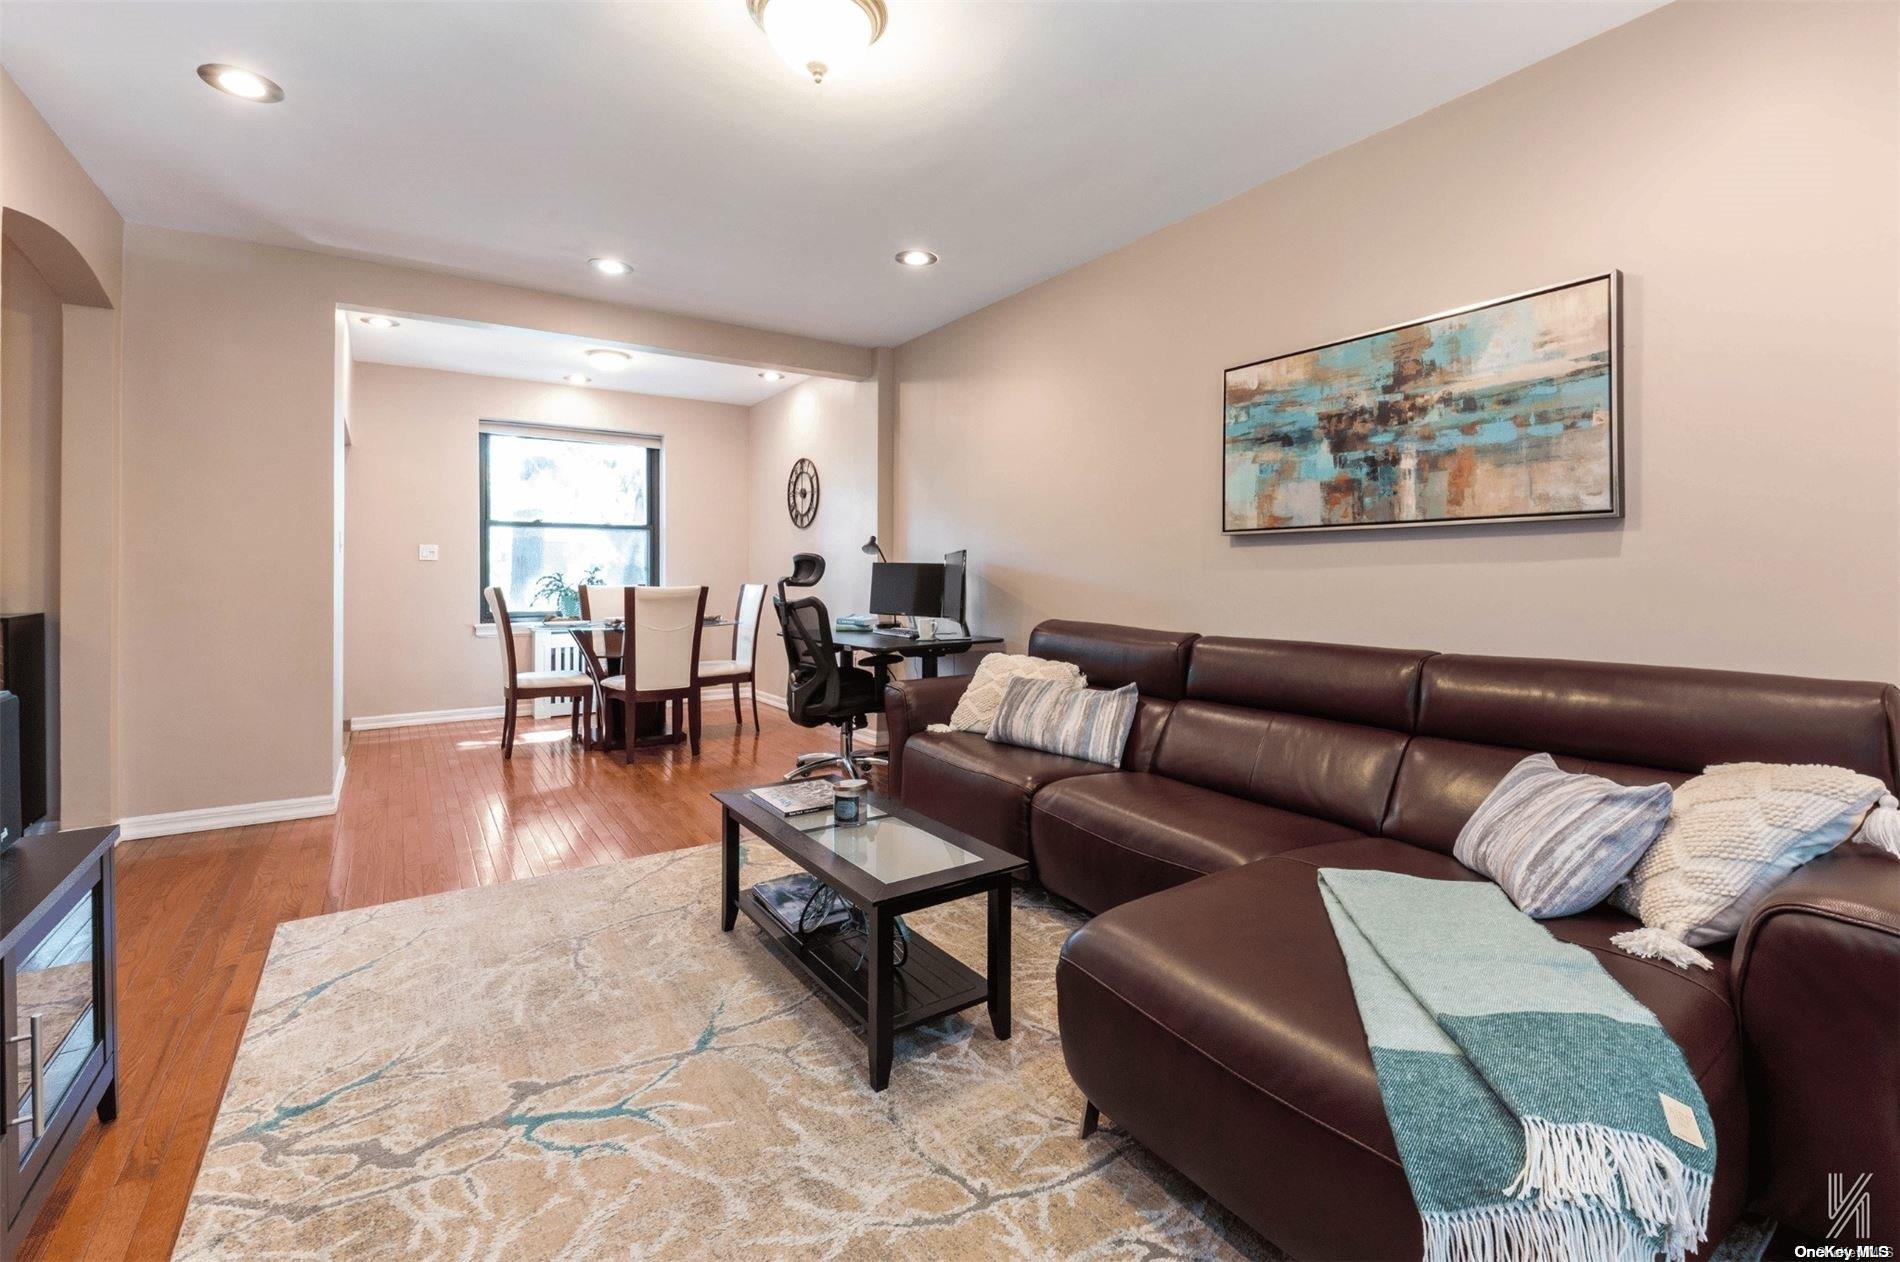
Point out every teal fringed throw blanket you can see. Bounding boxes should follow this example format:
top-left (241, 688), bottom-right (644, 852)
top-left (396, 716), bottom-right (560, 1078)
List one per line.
top-left (1318, 869), bottom-right (1715, 1262)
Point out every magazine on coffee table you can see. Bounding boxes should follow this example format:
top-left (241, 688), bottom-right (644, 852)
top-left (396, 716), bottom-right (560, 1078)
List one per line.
top-left (753, 872), bottom-right (852, 935)
top-left (749, 782), bottom-right (834, 817)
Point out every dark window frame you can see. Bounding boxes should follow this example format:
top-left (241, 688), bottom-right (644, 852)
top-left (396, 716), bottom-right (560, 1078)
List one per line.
top-left (477, 430), bottom-right (662, 623)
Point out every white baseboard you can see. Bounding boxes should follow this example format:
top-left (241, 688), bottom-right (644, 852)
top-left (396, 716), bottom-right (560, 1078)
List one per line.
top-left (348, 705), bottom-right (508, 731)
top-left (119, 754), bottom-right (347, 842)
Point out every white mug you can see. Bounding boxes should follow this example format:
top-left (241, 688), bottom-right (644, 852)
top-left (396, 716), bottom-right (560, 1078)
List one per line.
top-left (916, 618), bottom-right (937, 641)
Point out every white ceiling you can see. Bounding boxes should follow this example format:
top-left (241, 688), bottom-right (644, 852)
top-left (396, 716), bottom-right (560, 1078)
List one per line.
top-left (345, 312), bottom-right (806, 405)
top-left (2, 1), bottom-right (1660, 347)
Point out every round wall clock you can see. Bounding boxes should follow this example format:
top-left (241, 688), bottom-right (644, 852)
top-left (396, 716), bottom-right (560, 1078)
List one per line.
top-left (786, 457), bottom-right (820, 528)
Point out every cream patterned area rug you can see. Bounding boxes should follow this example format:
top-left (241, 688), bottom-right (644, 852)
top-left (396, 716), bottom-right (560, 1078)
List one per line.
top-left (175, 842), bottom-right (1281, 1260)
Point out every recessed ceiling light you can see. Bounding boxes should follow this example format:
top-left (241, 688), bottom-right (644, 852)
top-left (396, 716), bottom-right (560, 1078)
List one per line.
top-left (895, 249), bottom-right (938, 267)
top-left (358, 315), bottom-right (400, 329)
top-left (564, 374), bottom-right (592, 386)
top-left (589, 257), bottom-right (632, 277)
top-left (584, 349), bottom-right (633, 371)
top-left (759, 371), bottom-right (785, 382)
top-left (196, 63), bottom-right (285, 103)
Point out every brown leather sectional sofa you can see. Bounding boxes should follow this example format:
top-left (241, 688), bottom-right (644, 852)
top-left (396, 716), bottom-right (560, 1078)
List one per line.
top-left (884, 621), bottom-right (1900, 1260)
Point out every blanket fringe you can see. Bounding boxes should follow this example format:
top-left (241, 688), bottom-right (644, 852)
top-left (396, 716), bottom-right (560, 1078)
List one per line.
top-left (1858, 795), bottom-right (1900, 857)
top-left (1611, 926), bottom-right (1714, 971)
top-left (1423, 1201), bottom-right (1663, 1262)
top-left (1505, 1117), bottom-right (1713, 1260)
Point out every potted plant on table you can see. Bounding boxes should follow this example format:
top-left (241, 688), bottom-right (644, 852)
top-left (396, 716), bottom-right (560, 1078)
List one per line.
top-left (533, 565), bottom-right (605, 618)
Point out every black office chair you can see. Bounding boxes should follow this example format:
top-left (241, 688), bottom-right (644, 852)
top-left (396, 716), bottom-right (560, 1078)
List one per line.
top-left (774, 590), bottom-right (888, 781)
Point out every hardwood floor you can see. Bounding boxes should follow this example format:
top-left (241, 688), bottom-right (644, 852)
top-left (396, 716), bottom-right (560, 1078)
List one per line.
top-left (19, 706), bottom-right (838, 1261)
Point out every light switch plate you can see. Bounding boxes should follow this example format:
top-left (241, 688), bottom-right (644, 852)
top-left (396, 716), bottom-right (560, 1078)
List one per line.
top-left (418, 544), bottom-right (440, 561)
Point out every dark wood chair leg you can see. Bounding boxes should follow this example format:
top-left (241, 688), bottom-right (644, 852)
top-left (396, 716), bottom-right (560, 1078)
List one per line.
top-left (501, 696), bottom-right (516, 759)
top-left (750, 678), bottom-right (760, 731)
top-left (688, 688), bottom-right (703, 755)
top-left (1080, 1101), bottom-right (1100, 1139)
top-left (732, 682), bottom-right (742, 728)
top-left (570, 697), bottom-right (580, 741)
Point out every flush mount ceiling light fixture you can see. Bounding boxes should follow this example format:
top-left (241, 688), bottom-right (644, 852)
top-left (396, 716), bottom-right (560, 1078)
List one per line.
top-left (589, 256), bottom-right (632, 276)
top-left (564, 373), bottom-right (592, 386)
top-left (584, 349), bottom-right (633, 371)
top-left (358, 315), bottom-right (400, 329)
top-left (759, 371), bottom-right (785, 382)
top-left (747, 0), bottom-right (887, 86)
top-left (196, 63), bottom-right (285, 103)
top-left (894, 249), bottom-right (938, 267)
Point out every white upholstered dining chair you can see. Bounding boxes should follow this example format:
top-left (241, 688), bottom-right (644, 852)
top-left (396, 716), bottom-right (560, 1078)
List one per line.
top-left (695, 583), bottom-right (768, 732)
top-left (592, 585), bottom-right (709, 763)
top-left (483, 586), bottom-right (593, 759)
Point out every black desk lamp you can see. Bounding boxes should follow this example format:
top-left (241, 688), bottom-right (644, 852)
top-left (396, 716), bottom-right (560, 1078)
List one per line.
top-left (861, 536), bottom-right (886, 562)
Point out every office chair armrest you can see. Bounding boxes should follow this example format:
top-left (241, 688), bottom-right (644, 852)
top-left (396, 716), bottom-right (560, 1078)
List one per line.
top-left (883, 676), bottom-right (973, 797)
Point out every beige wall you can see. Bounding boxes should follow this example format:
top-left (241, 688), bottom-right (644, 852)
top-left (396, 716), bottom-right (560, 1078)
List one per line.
top-left (118, 224), bottom-right (871, 817)
top-left (59, 304), bottom-right (119, 827)
top-left (0, 239), bottom-right (63, 815)
top-left (344, 362), bottom-right (753, 720)
top-left (895, 1), bottom-right (1900, 685)
top-left (747, 377), bottom-right (882, 701)
top-left (2, 241), bottom-right (62, 616)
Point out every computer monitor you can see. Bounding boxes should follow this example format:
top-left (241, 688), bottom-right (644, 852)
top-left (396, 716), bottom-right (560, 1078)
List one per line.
top-left (869, 562), bottom-right (946, 618)
top-left (941, 551), bottom-right (967, 629)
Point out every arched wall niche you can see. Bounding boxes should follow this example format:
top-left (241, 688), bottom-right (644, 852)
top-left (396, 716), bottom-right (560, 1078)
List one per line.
top-left (1, 207), bottom-right (112, 310)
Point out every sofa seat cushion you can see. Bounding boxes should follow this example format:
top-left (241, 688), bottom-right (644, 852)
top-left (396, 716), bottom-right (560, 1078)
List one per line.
top-left (1031, 773), bottom-right (1364, 913)
top-left (1056, 842), bottom-right (1746, 1259)
top-left (898, 730), bottom-right (1112, 859)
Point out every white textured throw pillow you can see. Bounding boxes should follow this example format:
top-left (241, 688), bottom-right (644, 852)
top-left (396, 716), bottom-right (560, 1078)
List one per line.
top-left (1611, 762), bottom-right (1893, 970)
top-left (928, 654), bottom-right (1085, 736)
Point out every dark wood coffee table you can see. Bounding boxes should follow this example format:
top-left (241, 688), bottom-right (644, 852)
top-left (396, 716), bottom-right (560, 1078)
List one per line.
top-left (714, 788), bottom-right (1028, 1091)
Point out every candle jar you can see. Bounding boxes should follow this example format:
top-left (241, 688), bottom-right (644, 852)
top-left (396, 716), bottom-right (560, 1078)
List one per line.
top-left (833, 778), bottom-right (867, 825)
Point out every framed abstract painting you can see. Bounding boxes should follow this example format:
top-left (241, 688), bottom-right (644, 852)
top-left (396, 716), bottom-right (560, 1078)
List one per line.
top-left (1222, 272), bottom-right (1621, 534)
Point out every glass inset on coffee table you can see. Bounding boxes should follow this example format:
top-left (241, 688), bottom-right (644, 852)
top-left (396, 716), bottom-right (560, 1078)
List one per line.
top-left (715, 788), bottom-right (1028, 1091)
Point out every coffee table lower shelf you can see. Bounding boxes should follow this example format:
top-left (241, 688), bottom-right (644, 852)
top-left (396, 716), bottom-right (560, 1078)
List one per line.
top-left (739, 885), bottom-right (988, 1033)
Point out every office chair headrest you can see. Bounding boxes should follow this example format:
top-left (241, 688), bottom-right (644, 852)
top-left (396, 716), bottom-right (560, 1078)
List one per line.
top-left (786, 553), bottom-right (825, 587)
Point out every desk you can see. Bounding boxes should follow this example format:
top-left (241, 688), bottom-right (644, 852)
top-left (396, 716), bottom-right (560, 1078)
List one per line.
top-left (826, 628), bottom-right (1003, 679)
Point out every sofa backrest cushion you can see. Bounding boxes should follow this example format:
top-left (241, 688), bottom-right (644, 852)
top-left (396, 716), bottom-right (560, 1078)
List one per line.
top-left (1028, 620), bottom-right (1198, 699)
top-left (1185, 637), bottom-right (1430, 729)
top-left (1152, 638), bottom-right (1434, 834)
top-left (1385, 655), bottom-right (1900, 852)
top-left (1124, 697), bottom-right (1174, 773)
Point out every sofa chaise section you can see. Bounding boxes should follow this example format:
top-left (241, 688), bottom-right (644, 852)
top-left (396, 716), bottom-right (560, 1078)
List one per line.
top-left (1057, 839), bottom-right (1750, 1260)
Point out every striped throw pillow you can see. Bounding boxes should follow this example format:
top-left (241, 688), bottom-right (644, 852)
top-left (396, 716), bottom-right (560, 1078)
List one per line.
top-left (985, 679), bottom-right (1139, 768)
top-left (1453, 753), bottom-right (1674, 919)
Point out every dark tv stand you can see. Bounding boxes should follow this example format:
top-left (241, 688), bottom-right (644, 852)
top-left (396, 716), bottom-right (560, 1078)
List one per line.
top-left (0, 827), bottom-right (117, 1259)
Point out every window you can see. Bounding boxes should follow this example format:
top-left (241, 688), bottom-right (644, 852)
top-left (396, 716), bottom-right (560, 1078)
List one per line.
top-left (478, 424), bottom-right (661, 620)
